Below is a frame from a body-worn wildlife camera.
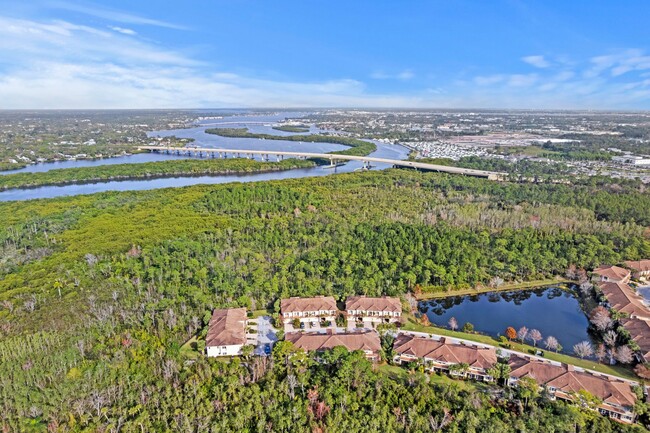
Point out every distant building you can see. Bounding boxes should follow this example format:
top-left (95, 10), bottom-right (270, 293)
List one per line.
top-left (612, 155), bottom-right (650, 166)
top-left (346, 295), bottom-right (402, 327)
top-left (592, 265), bottom-right (631, 284)
top-left (624, 260), bottom-right (650, 281)
top-left (392, 334), bottom-right (497, 381)
top-left (285, 329), bottom-right (381, 360)
top-left (280, 296), bottom-right (338, 328)
top-left (205, 308), bottom-right (248, 357)
top-left (508, 355), bottom-right (637, 424)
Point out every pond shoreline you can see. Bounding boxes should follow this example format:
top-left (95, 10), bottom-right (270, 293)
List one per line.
top-left (415, 276), bottom-right (572, 300)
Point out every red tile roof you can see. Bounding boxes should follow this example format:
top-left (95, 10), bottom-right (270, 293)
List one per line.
top-left (393, 334), bottom-right (497, 370)
top-left (280, 296), bottom-right (337, 314)
top-left (206, 308), bottom-right (247, 347)
top-left (598, 282), bottom-right (649, 319)
top-left (285, 330), bottom-right (381, 354)
top-left (625, 260), bottom-right (650, 273)
top-left (593, 265), bottom-right (631, 282)
top-left (508, 355), bottom-right (636, 408)
top-left (620, 317), bottom-right (650, 363)
top-left (346, 296), bottom-right (402, 313)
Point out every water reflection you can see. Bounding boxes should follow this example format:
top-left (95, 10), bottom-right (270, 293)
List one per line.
top-left (419, 287), bottom-right (591, 353)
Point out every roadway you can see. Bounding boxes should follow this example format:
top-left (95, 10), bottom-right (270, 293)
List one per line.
top-left (138, 145), bottom-right (507, 180)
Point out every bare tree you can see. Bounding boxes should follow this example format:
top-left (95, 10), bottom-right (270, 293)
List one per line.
top-left (573, 341), bottom-right (594, 359)
top-left (517, 326), bottom-right (529, 343)
top-left (23, 295), bottom-right (36, 313)
top-left (589, 306), bottom-right (612, 332)
top-left (448, 317), bottom-right (458, 331)
top-left (528, 329), bottom-right (542, 347)
top-left (1, 300), bottom-right (14, 313)
top-left (603, 330), bottom-right (618, 364)
top-left (544, 336), bottom-right (559, 352)
top-left (603, 330), bottom-right (617, 348)
top-left (615, 345), bottom-right (635, 364)
top-left (489, 277), bottom-right (504, 288)
top-left (76, 340), bottom-right (86, 358)
top-left (579, 282), bottom-right (593, 297)
top-left (287, 374), bottom-right (298, 400)
top-left (595, 344), bottom-right (607, 363)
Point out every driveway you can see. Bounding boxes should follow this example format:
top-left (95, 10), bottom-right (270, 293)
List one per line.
top-left (254, 316), bottom-right (279, 356)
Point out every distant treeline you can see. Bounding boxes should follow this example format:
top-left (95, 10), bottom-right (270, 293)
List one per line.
top-left (0, 158), bottom-right (315, 190)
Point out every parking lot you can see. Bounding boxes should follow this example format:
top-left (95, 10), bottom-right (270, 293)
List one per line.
top-left (251, 316), bottom-right (278, 356)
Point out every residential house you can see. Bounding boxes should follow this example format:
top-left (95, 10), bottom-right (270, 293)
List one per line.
top-left (285, 329), bottom-right (381, 360)
top-left (205, 308), bottom-right (248, 357)
top-left (598, 282), bottom-right (650, 320)
top-left (508, 355), bottom-right (637, 424)
top-left (346, 295), bottom-right (402, 328)
top-left (592, 265), bottom-right (631, 284)
top-left (620, 317), bottom-right (650, 364)
top-left (280, 296), bottom-right (338, 329)
top-left (624, 260), bottom-right (650, 281)
top-left (392, 334), bottom-right (497, 381)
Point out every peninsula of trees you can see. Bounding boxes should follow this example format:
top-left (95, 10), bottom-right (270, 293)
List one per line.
top-left (204, 127), bottom-right (377, 157)
top-left (0, 158), bottom-right (315, 190)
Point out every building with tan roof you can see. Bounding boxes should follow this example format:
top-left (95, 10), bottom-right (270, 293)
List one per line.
top-left (620, 317), bottom-right (650, 363)
top-left (592, 265), bottom-right (631, 284)
top-left (280, 296), bottom-right (338, 330)
top-left (346, 295), bottom-right (402, 328)
top-left (392, 334), bottom-right (497, 381)
top-left (205, 308), bottom-right (248, 357)
top-left (285, 329), bottom-right (381, 360)
top-left (508, 355), bottom-right (637, 423)
top-left (598, 282), bottom-right (650, 320)
top-left (624, 260), bottom-right (650, 281)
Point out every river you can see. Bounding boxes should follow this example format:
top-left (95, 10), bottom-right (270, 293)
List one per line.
top-left (0, 112), bottom-right (409, 202)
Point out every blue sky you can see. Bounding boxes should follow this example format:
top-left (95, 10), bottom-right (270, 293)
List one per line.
top-left (1, 0), bottom-right (650, 109)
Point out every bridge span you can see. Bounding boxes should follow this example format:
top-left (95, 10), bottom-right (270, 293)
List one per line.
top-left (138, 145), bottom-right (506, 180)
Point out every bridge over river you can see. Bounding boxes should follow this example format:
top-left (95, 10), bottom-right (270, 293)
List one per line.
top-left (138, 145), bottom-right (506, 180)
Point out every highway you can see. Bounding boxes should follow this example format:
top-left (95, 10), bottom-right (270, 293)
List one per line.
top-left (138, 145), bottom-right (507, 180)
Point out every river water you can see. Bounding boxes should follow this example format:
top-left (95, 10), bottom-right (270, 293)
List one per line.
top-left (0, 112), bottom-right (409, 202)
top-left (418, 287), bottom-right (592, 354)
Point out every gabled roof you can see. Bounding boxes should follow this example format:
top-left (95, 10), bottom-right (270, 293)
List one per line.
top-left (620, 317), bottom-right (650, 362)
top-left (280, 296), bottom-right (337, 314)
top-left (508, 355), bottom-right (567, 384)
top-left (285, 331), bottom-right (381, 353)
top-left (346, 295), bottom-right (402, 313)
top-left (547, 371), bottom-right (636, 408)
top-left (624, 260), bottom-right (650, 273)
top-left (593, 265), bottom-right (631, 282)
top-left (206, 308), bottom-right (247, 347)
top-left (508, 355), bottom-right (637, 408)
top-left (598, 282), bottom-right (649, 319)
top-left (393, 334), bottom-right (497, 369)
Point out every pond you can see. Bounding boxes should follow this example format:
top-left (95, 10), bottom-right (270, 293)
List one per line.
top-left (418, 287), bottom-right (591, 354)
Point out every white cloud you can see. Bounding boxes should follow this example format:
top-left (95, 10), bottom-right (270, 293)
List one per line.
top-left (1, 13), bottom-right (650, 109)
top-left (109, 26), bottom-right (136, 36)
top-left (49, 1), bottom-right (188, 30)
top-left (522, 55), bottom-right (550, 68)
top-left (370, 69), bottom-right (414, 80)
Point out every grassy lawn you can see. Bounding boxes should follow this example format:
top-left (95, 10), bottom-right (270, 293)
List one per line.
top-left (378, 364), bottom-right (482, 390)
top-left (401, 315), bottom-right (637, 381)
top-left (180, 335), bottom-right (201, 359)
top-left (250, 309), bottom-right (272, 319)
top-left (416, 277), bottom-right (571, 300)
